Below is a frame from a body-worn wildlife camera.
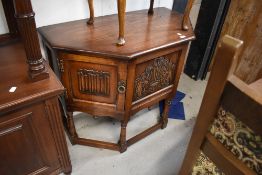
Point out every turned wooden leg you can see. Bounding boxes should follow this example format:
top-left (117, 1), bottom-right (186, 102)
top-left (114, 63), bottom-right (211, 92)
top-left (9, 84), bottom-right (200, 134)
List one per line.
top-left (182, 0), bottom-right (195, 30)
top-left (117, 0), bottom-right (126, 46)
top-left (161, 99), bottom-right (172, 129)
top-left (87, 0), bottom-right (94, 25)
top-left (66, 112), bottom-right (78, 143)
top-left (119, 122), bottom-right (127, 153)
top-left (148, 0), bottom-right (154, 15)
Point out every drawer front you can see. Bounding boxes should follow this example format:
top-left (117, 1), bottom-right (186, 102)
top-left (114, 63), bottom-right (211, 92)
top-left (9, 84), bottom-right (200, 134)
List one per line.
top-left (133, 51), bottom-right (180, 102)
top-left (0, 103), bottom-right (59, 175)
top-left (58, 53), bottom-right (127, 116)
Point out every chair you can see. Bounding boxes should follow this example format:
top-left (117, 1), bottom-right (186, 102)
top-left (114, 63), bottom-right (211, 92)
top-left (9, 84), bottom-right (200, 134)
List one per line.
top-left (179, 35), bottom-right (262, 175)
top-left (86, 0), bottom-right (195, 45)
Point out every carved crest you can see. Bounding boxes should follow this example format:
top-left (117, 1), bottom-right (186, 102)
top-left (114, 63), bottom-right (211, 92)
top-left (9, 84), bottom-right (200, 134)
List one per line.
top-left (77, 69), bottom-right (110, 96)
top-left (133, 57), bottom-right (176, 101)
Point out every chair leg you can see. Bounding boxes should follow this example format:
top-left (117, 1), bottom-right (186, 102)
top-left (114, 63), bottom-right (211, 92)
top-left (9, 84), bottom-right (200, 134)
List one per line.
top-left (67, 112), bottom-right (78, 143)
top-left (119, 121), bottom-right (127, 153)
top-left (87, 0), bottom-right (94, 25)
top-left (148, 0), bottom-right (154, 15)
top-left (116, 0), bottom-right (126, 46)
top-left (161, 99), bottom-right (171, 129)
top-left (182, 0), bottom-right (195, 30)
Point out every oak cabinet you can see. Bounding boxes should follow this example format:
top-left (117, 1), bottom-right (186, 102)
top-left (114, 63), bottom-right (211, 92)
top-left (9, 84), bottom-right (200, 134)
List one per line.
top-left (39, 8), bottom-right (195, 152)
top-left (0, 42), bottom-right (72, 175)
top-left (0, 0), bottom-right (72, 173)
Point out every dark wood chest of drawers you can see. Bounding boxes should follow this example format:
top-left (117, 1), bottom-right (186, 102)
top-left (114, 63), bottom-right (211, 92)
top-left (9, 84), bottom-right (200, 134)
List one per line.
top-left (39, 7), bottom-right (195, 152)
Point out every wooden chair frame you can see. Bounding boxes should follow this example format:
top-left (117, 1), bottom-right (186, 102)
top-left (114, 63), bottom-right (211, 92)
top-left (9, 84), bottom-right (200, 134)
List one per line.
top-left (179, 35), bottom-right (262, 175)
top-left (86, 0), bottom-right (195, 45)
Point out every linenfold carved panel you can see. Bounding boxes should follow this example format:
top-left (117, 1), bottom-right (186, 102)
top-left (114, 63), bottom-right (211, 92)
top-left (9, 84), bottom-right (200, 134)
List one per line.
top-left (77, 69), bottom-right (110, 96)
top-left (133, 57), bottom-right (176, 101)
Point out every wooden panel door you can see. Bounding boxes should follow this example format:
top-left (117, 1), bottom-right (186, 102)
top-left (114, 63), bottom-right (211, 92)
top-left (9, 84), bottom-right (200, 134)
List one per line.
top-left (58, 53), bottom-right (127, 119)
top-left (133, 51), bottom-right (180, 102)
top-left (0, 103), bottom-right (60, 175)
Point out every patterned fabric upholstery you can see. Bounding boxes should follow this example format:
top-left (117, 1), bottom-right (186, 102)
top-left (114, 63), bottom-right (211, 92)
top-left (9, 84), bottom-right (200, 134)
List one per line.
top-left (192, 107), bottom-right (262, 175)
top-left (192, 152), bottom-right (225, 175)
top-left (210, 107), bottom-right (262, 174)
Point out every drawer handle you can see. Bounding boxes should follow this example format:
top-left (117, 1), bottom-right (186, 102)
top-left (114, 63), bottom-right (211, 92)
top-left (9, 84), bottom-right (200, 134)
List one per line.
top-left (118, 80), bottom-right (126, 94)
top-left (118, 85), bottom-right (126, 93)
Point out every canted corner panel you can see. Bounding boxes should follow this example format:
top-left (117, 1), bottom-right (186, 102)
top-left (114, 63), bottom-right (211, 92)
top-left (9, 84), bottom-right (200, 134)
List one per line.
top-left (77, 69), bottom-right (110, 96)
top-left (133, 56), bottom-right (176, 101)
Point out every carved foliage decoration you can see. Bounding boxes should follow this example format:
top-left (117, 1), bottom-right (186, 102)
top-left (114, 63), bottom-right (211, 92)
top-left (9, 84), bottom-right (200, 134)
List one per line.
top-left (77, 69), bottom-right (110, 96)
top-left (133, 57), bottom-right (176, 101)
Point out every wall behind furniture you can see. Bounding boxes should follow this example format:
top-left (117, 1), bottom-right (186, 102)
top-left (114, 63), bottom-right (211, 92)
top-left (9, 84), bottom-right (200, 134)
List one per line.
top-left (0, 0), bottom-right (8, 34)
top-left (0, 0), bottom-right (174, 34)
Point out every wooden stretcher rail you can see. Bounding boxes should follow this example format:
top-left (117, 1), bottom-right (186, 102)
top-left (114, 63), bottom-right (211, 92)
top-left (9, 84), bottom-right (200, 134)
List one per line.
top-left (127, 122), bottom-right (162, 146)
top-left (76, 137), bottom-right (120, 151)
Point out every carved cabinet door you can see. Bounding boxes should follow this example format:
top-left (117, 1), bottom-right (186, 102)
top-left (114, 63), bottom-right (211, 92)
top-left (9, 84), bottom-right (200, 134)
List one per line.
top-left (0, 103), bottom-right (60, 175)
top-left (58, 53), bottom-right (127, 119)
top-left (133, 51), bottom-right (181, 102)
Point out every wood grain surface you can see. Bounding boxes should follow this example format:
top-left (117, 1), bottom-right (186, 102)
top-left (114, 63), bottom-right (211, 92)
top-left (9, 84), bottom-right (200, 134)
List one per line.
top-left (39, 8), bottom-right (195, 60)
top-left (220, 0), bottom-right (262, 83)
top-left (0, 42), bottom-right (64, 114)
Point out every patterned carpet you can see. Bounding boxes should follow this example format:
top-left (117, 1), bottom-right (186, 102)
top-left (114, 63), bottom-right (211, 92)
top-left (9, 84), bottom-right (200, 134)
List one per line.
top-left (192, 107), bottom-right (262, 175)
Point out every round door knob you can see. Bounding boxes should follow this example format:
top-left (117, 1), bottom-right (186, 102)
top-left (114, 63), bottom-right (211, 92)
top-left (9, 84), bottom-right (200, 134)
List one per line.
top-left (118, 85), bottom-right (126, 93)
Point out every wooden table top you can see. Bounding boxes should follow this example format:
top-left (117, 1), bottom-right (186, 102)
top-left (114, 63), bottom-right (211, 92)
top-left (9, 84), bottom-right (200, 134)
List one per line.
top-left (39, 7), bottom-right (195, 60)
top-left (0, 41), bottom-right (64, 114)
